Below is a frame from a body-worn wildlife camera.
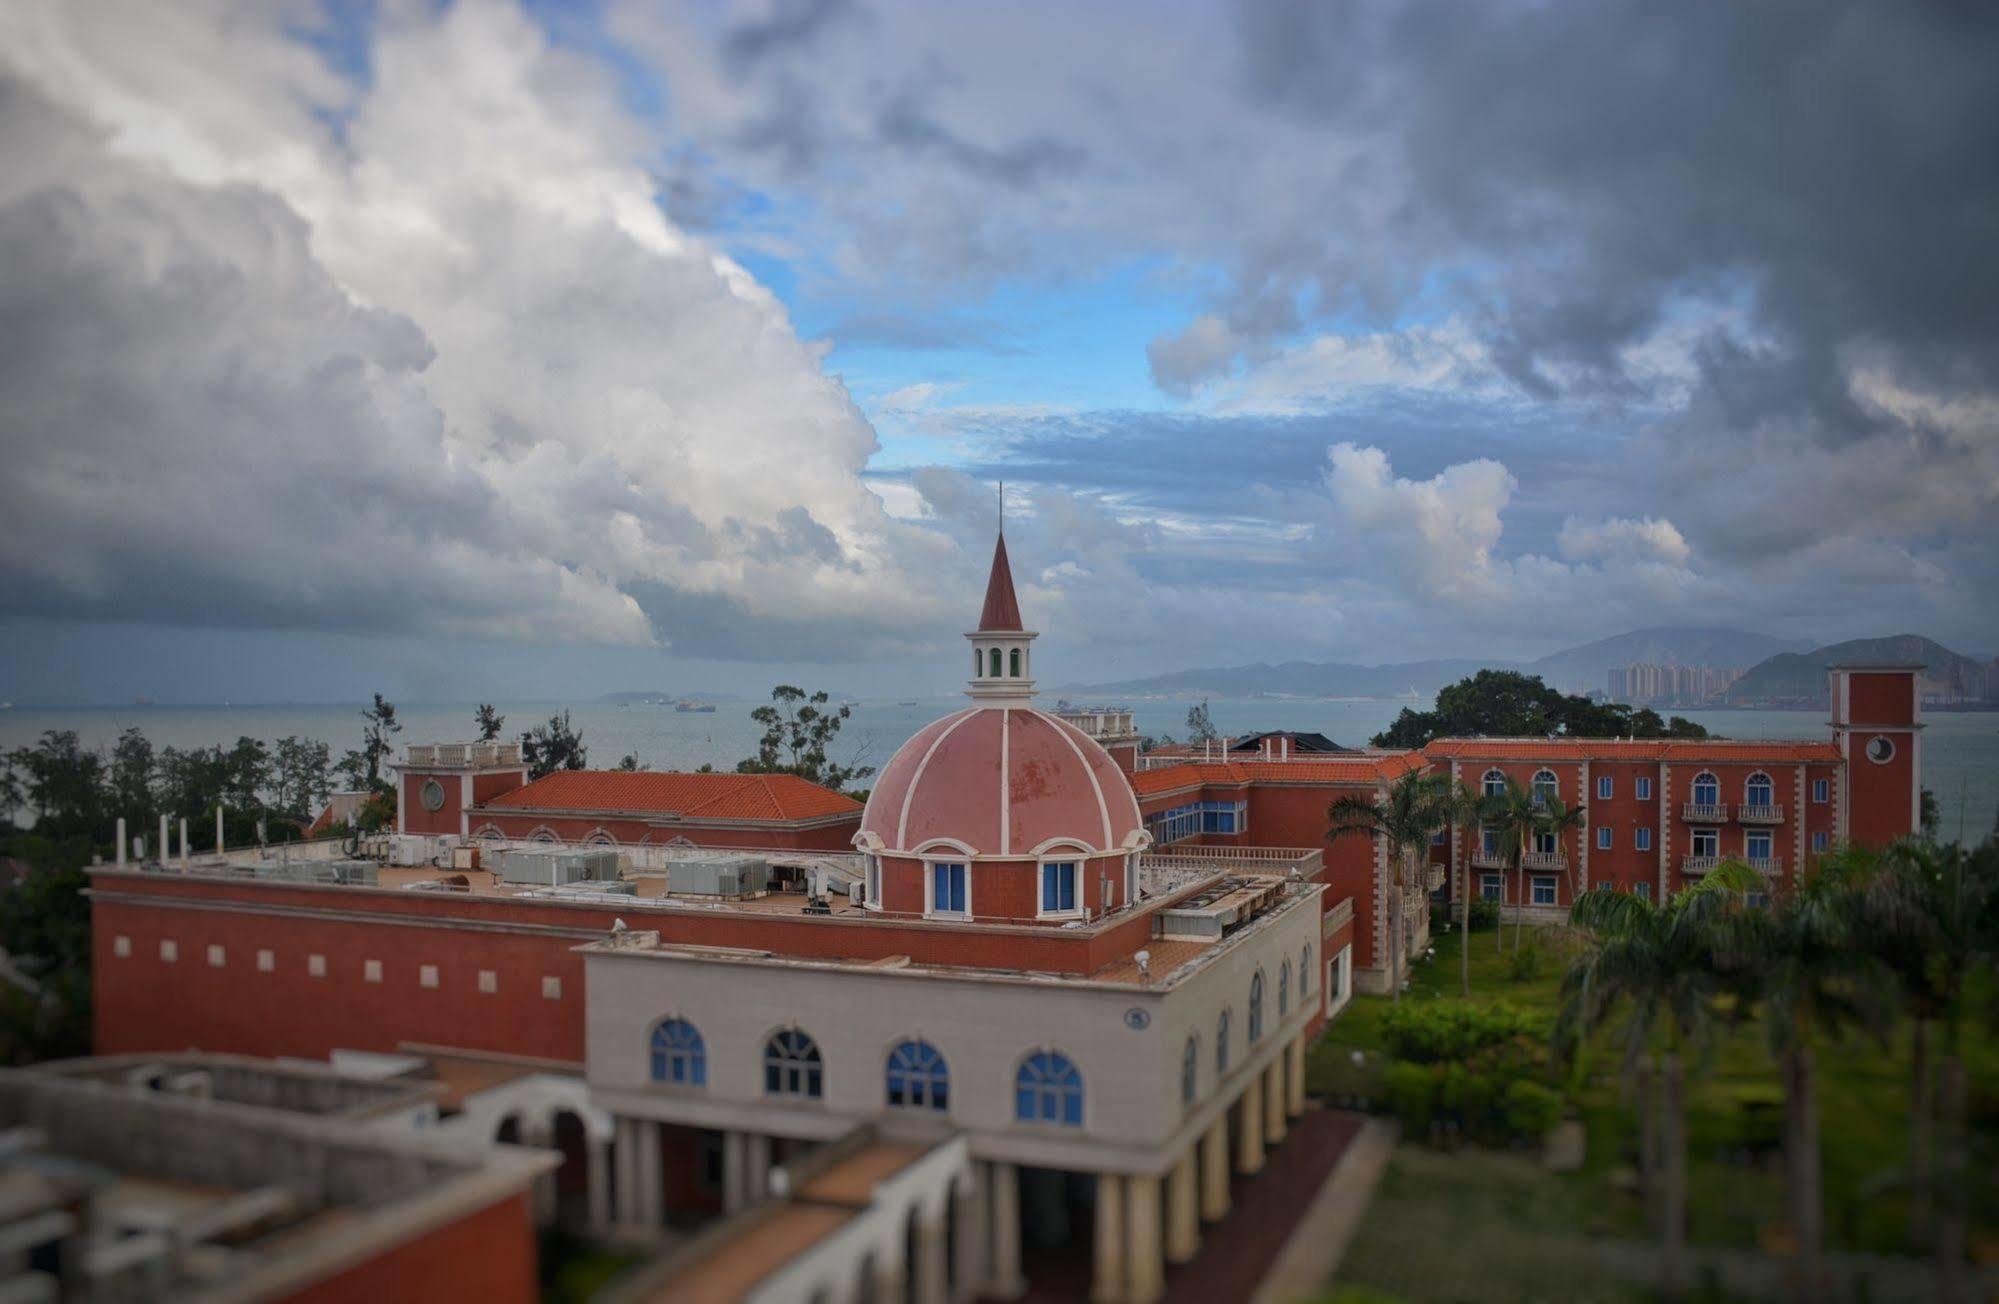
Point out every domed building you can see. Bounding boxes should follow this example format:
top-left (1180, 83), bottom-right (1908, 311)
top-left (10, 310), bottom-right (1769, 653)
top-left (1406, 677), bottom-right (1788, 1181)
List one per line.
top-left (854, 531), bottom-right (1149, 921)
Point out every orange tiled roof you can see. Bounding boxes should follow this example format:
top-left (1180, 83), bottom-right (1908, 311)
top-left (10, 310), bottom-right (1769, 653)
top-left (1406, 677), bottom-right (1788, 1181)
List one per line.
top-left (1421, 738), bottom-right (1841, 763)
top-left (486, 770), bottom-right (863, 822)
top-left (1129, 752), bottom-right (1426, 795)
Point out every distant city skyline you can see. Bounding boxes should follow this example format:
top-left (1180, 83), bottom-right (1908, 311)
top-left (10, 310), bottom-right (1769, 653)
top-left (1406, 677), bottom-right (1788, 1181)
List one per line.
top-left (2, 2), bottom-right (1995, 704)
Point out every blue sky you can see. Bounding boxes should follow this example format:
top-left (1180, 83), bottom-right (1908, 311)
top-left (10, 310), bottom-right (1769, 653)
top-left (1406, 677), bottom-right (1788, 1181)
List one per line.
top-left (0, 0), bottom-right (1993, 704)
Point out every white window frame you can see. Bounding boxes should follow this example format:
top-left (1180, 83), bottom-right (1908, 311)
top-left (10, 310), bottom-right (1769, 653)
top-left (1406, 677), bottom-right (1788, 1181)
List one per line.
top-left (1481, 768), bottom-right (1506, 798)
top-left (1596, 826), bottom-right (1613, 851)
top-left (1479, 873), bottom-right (1503, 901)
top-left (1635, 828), bottom-right (1654, 852)
top-left (1035, 852), bottom-right (1086, 920)
top-left (864, 854), bottom-right (883, 909)
top-left (307, 953), bottom-right (326, 978)
top-left (1531, 769), bottom-right (1558, 807)
top-left (1745, 772), bottom-right (1774, 807)
top-left (113, 935), bottom-right (131, 959)
top-left (1691, 827), bottom-right (1720, 858)
top-left (1123, 853), bottom-right (1140, 909)
top-left (477, 969), bottom-right (498, 994)
top-left (1326, 944), bottom-right (1354, 1018)
top-left (1634, 881), bottom-right (1652, 900)
top-left (1812, 831), bottom-right (1829, 853)
top-left (256, 948), bottom-right (274, 972)
top-left (1812, 778), bottom-right (1830, 804)
top-left (1597, 775), bottom-right (1613, 800)
top-left (363, 959), bottom-right (383, 983)
top-left (542, 976), bottom-right (562, 1000)
top-left (1691, 772), bottom-right (1720, 806)
top-left (1745, 829), bottom-right (1774, 861)
top-left (922, 856), bottom-right (973, 919)
top-left (419, 964), bottom-right (440, 989)
top-left (1636, 777), bottom-right (1653, 801)
top-left (159, 939), bottom-right (177, 963)
top-left (1531, 876), bottom-right (1558, 906)
top-left (206, 944), bottom-right (226, 968)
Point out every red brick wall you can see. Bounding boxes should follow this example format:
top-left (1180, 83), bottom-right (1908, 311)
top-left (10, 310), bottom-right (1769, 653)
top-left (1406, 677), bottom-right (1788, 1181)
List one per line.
top-left (290, 1192), bottom-right (537, 1304)
top-left (472, 770), bottom-right (529, 804)
top-left (877, 853), bottom-right (1130, 921)
top-left (1846, 672), bottom-right (1915, 725)
top-left (400, 771), bottom-right (467, 837)
top-left (1845, 731), bottom-right (1917, 847)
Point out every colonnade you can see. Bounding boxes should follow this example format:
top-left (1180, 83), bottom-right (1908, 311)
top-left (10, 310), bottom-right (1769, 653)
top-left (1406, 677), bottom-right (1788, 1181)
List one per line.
top-left (1089, 1027), bottom-right (1310, 1303)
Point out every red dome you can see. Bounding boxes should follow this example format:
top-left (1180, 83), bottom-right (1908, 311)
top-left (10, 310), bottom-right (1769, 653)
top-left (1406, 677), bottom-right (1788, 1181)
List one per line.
top-left (859, 706), bottom-right (1145, 857)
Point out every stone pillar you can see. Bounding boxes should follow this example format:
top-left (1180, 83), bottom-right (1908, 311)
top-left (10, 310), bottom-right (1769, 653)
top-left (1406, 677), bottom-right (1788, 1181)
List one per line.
top-left (1237, 1087), bottom-right (1266, 1174)
top-left (1263, 1057), bottom-right (1287, 1145)
top-left (989, 1161), bottom-right (1025, 1299)
top-left (1200, 1117), bottom-right (1231, 1220)
top-left (179, 817), bottom-right (190, 868)
top-left (1165, 1150), bottom-right (1199, 1264)
top-left (916, 1211), bottom-right (950, 1304)
top-left (612, 1118), bottom-right (638, 1228)
top-left (215, 803), bottom-right (224, 853)
top-left (739, 1128), bottom-right (759, 1200)
top-left (159, 814), bottom-right (169, 865)
top-left (956, 1172), bottom-right (987, 1301)
top-left (636, 1120), bottom-right (662, 1226)
top-left (1288, 1030), bottom-right (1308, 1116)
top-left (587, 1134), bottom-right (613, 1233)
top-left (1092, 1172), bottom-right (1125, 1303)
top-left (1126, 1174), bottom-right (1165, 1304)
top-left (722, 1130), bottom-right (747, 1214)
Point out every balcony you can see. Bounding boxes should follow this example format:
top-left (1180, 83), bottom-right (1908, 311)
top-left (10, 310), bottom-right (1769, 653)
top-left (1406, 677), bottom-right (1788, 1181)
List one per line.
top-left (1520, 851), bottom-right (1567, 871)
top-left (1681, 855), bottom-right (1720, 876)
top-left (1737, 805), bottom-right (1785, 824)
top-left (1470, 847), bottom-right (1508, 870)
top-left (1747, 857), bottom-right (1784, 876)
top-left (1682, 803), bottom-right (1729, 823)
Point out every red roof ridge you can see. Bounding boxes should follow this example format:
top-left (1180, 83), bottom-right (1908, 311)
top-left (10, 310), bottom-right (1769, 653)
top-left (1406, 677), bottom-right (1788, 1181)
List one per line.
top-left (487, 769), bottom-right (861, 821)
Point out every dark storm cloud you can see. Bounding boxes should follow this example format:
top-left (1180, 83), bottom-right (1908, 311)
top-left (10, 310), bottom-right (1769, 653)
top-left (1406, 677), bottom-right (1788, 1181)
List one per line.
top-left (1228, 0), bottom-right (1999, 429)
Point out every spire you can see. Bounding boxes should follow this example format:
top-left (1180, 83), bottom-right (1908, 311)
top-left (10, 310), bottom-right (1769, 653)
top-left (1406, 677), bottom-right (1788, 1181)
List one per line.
top-left (977, 531), bottom-right (1024, 632)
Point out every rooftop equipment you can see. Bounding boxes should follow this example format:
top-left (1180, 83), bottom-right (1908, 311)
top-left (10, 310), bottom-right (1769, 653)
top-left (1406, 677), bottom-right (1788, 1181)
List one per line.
top-left (667, 857), bottom-right (770, 899)
top-left (496, 848), bottom-right (619, 887)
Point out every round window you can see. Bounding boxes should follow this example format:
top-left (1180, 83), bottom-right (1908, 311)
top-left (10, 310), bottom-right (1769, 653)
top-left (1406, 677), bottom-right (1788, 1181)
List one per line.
top-left (1865, 736), bottom-right (1896, 765)
top-left (420, 778), bottom-right (446, 811)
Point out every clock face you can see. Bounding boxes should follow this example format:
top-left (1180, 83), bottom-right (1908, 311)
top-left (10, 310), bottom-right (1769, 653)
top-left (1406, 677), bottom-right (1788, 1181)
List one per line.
top-left (1865, 736), bottom-right (1896, 765)
top-left (421, 778), bottom-right (447, 811)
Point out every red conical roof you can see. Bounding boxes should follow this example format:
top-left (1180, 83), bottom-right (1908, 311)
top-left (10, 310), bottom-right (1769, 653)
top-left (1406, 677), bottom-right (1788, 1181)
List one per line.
top-left (977, 532), bottom-right (1024, 631)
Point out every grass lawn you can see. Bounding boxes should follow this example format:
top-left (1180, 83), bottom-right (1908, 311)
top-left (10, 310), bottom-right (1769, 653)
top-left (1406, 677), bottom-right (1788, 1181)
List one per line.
top-left (1308, 919), bottom-right (1998, 1300)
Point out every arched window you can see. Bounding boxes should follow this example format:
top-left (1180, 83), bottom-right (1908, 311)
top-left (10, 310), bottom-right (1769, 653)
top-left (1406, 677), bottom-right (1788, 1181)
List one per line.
top-left (1745, 772), bottom-right (1773, 807)
top-left (1014, 1051), bottom-right (1084, 1126)
top-left (650, 1018), bottom-right (706, 1086)
top-left (886, 1039), bottom-right (949, 1111)
top-left (1279, 960), bottom-right (1291, 1016)
top-left (989, 648), bottom-right (1002, 678)
top-left (1692, 772), bottom-right (1719, 806)
top-left (1532, 769), bottom-right (1557, 807)
top-left (1300, 944), bottom-right (1314, 996)
top-left (1249, 970), bottom-right (1265, 1042)
top-left (763, 1029), bottom-right (823, 1099)
top-left (1009, 647), bottom-right (1022, 677)
top-left (1482, 768), bottom-right (1506, 798)
top-left (1215, 1009), bottom-right (1231, 1075)
top-left (1181, 1036), bottom-right (1198, 1106)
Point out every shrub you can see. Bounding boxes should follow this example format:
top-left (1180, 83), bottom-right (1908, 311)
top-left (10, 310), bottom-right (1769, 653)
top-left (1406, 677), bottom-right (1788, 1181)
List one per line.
top-left (1502, 1079), bottom-right (1564, 1137)
top-left (1380, 1002), bottom-right (1541, 1063)
top-left (1382, 1061), bottom-right (1436, 1135)
top-left (1466, 897), bottom-right (1500, 931)
top-left (1507, 944), bottom-right (1543, 983)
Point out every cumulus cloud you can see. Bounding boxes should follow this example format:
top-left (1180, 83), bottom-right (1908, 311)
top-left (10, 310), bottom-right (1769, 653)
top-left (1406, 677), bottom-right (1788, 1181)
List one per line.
top-left (1321, 444), bottom-right (1514, 599)
top-left (1557, 517), bottom-right (1691, 568)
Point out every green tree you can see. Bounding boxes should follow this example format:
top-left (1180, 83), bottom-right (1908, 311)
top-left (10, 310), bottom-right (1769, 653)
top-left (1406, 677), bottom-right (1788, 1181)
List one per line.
top-left (337, 694), bottom-right (402, 795)
top-left (616, 752), bottom-right (645, 772)
top-left (1855, 838), bottom-right (1997, 1280)
top-left (522, 710), bottom-right (589, 780)
top-left (1185, 700), bottom-right (1218, 745)
top-left (1538, 793), bottom-right (1589, 904)
top-left (1440, 778), bottom-right (1496, 997)
top-left (1557, 862), bottom-right (1765, 1295)
top-left (271, 736), bottom-right (332, 821)
top-left (1486, 775), bottom-right (1540, 955)
top-left (1328, 770), bottom-right (1446, 1004)
top-left (737, 686), bottom-right (875, 793)
top-left (1371, 669), bottom-right (1709, 748)
top-left (6, 731), bottom-right (107, 838)
top-left (475, 703), bottom-right (505, 742)
top-left (107, 727), bottom-right (155, 836)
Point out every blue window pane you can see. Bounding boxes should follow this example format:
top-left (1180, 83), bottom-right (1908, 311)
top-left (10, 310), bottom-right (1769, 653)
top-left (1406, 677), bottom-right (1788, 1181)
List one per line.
top-left (1014, 1051), bottom-right (1083, 1126)
top-left (650, 1018), bottom-right (706, 1087)
top-left (1042, 863), bottom-right (1076, 912)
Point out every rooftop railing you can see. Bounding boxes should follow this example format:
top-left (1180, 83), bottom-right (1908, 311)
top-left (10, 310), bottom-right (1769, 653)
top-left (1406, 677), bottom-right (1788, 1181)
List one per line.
top-left (405, 741), bottom-right (522, 768)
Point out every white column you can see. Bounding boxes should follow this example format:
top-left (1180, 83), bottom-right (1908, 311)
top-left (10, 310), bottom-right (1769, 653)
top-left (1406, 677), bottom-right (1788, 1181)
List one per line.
top-left (116, 819), bottom-right (127, 867)
top-left (1288, 1030), bottom-right (1308, 1116)
top-left (956, 1173), bottom-right (986, 1302)
top-left (215, 803), bottom-right (224, 853)
top-left (178, 817), bottom-right (189, 869)
top-left (1165, 1150), bottom-right (1199, 1264)
top-left (1200, 1117), bottom-right (1231, 1221)
top-left (1264, 1057), bottom-right (1287, 1145)
top-left (989, 1162), bottom-right (1025, 1299)
top-left (744, 1132), bottom-right (771, 1205)
top-left (722, 1130), bottom-right (747, 1214)
top-left (636, 1120), bottom-right (662, 1226)
top-left (587, 1135), bottom-right (613, 1233)
top-left (1092, 1173), bottom-right (1125, 1303)
top-left (1236, 1087), bottom-right (1265, 1175)
top-left (159, 814), bottom-right (169, 865)
top-left (916, 1211), bottom-right (949, 1304)
top-left (613, 1118), bottom-right (638, 1229)
top-left (1127, 1174), bottom-right (1164, 1304)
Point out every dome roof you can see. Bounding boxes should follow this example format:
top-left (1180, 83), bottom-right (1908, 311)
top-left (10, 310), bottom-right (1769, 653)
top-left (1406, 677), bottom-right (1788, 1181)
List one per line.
top-left (859, 706), bottom-right (1145, 858)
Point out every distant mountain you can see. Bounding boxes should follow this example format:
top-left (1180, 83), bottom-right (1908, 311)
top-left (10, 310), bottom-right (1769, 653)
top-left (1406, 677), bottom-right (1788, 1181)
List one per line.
top-left (1059, 626), bottom-right (1808, 700)
top-left (1723, 635), bottom-right (1993, 705)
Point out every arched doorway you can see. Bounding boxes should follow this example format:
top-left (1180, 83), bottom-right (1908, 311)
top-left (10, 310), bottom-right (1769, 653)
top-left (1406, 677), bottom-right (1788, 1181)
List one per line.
top-left (494, 1113), bottom-right (522, 1145)
top-left (551, 1110), bottom-right (590, 1227)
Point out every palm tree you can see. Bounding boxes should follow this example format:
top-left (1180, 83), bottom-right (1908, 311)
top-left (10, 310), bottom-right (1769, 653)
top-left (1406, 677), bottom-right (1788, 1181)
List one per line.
top-left (1721, 857), bottom-right (1887, 1299)
top-left (1538, 794), bottom-right (1588, 903)
top-left (1487, 776), bottom-right (1539, 955)
top-left (1855, 838), bottom-right (1996, 1281)
top-left (1329, 770), bottom-right (1445, 1004)
top-left (1440, 779), bottom-right (1495, 997)
top-left (1558, 862), bottom-right (1762, 1298)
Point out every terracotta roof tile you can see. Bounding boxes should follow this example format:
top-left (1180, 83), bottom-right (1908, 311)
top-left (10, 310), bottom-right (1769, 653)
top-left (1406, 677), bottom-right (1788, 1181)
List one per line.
top-left (487, 770), bottom-right (862, 822)
top-left (1129, 753), bottom-right (1425, 795)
